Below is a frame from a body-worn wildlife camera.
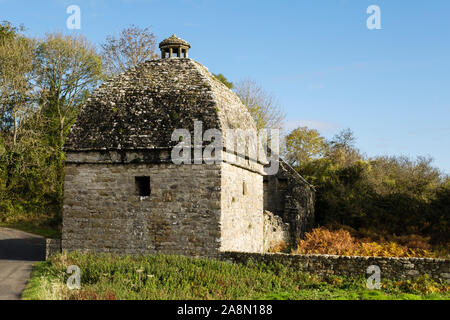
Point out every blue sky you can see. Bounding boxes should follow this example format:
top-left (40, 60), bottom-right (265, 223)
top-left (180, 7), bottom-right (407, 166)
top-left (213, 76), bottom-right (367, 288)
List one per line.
top-left (2, 0), bottom-right (449, 173)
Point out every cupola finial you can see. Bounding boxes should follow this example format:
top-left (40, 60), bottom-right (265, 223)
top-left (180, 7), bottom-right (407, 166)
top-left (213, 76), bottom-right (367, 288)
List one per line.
top-left (159, 34), bottom-right (191, 59)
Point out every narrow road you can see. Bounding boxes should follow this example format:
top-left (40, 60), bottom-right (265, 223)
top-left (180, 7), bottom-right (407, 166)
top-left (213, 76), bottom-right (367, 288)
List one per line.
top-left (0, 227), bottom-right (45, 300)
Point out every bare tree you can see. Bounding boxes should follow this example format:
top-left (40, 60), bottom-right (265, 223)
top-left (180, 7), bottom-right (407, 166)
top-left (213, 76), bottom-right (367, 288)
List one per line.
top-left (234, 78), bottom-right (285, 130)
top-left (101, 25), bottom-right (158, 77)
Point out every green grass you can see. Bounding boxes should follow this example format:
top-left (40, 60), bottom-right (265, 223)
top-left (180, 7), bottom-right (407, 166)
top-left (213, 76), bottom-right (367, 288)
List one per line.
top-left (0, 212), bottom-right (61, 238)
top-left (0, 221), bottom-right (60, 238)
top-left (22, 252), bottom-right (450, 300)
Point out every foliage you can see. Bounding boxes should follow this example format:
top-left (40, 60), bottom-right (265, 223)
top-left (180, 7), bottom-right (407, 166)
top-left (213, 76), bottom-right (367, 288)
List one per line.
top-left (268, 240), bottom-right (289, 253)
top-left (294, 227), bottom-right (436, 258)
top-left (0, 23), bottom-right (103, 228)
top-left (285, 127), bottom-right (327, 166)
top-left (0, 30), bottom-right (37, 145)
top-left (22, 252), bottom-right (449, 300)
top-left (285, 128), bottom-right (450, 245)
top-left (101, 25), bottom-right (158, 77)
top-left (0, 21), bottom-right (24, 41)
top-left (213, 73), bottom-right (234, 89)
top-left (0, 219), bottom-right (60, 238)
top-left (234, 78), bottom-right (285, 130)
top-left (36, 33), bottom-right (103, 147)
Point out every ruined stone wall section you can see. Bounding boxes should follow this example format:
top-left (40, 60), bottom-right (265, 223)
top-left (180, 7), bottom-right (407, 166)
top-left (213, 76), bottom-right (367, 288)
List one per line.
top-left (262, 159), bottom-right (315, 243)
top-left (219, 162), bottom-right (264, 253)
top-left (46, 238), bottom-right (62, 259)
top-left (278, 160), bottom-right (315, 240)
top-left (62, 162), bottom-right (222, 257)
top-left (263, 211), bottom-right (290, 252)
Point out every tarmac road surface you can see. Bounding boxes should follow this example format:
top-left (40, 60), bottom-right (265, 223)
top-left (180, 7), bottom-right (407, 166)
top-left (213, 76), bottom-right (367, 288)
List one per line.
top-left (0, 227), bottom-right (45, 300)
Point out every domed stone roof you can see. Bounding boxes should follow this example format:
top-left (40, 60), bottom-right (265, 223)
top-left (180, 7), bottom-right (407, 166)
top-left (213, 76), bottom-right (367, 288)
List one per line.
top-left (159, 34), bottom-right (191, 49)
top-left (64, 58), bottom-right (257, 151)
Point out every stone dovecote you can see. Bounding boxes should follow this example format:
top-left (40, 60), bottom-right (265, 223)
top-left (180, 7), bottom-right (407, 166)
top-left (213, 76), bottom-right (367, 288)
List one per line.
top-left (62, 35), bottom-right (315, 257)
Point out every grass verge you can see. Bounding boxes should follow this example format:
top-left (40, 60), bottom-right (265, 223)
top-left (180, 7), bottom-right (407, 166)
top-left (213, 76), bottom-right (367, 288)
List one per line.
top-left (22, 252), bottom-right (450, 300)
top-left (0, 213), bottom-right (61, 238)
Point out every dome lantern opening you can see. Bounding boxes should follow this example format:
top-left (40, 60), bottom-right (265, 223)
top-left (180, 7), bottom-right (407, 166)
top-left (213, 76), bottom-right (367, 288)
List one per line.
top-left (159, 34), bottom-right (191, 59)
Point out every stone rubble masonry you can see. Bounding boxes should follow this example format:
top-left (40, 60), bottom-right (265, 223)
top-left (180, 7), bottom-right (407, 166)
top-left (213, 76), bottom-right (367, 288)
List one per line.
top-left (263, 211), bottom-right (290, 252)
top-left (45, 238), bottom-right (62, 259)
top-left (64, 58), bottom-right (258, 154)
top-left (220, 251), bottom-right (450, 283)
top-left (63, 148), bottom-right (269, 256)
top-left (63, 161), bottom-right (223, 257)
top-left (220, 162), bottom-right (264, 253)
top-left (264, 158), bottom-right (315, 242)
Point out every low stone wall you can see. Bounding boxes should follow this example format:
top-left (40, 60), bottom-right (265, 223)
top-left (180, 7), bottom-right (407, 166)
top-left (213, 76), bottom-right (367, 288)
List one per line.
top-left (46, 238), bottom-right (62, 259)
top-left (220, 252), bottom-right (450, 283)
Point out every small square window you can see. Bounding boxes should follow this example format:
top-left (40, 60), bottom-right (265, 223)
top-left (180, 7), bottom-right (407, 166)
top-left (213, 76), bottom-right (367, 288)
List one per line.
top-left (135, 176), bottom-right (150, 197)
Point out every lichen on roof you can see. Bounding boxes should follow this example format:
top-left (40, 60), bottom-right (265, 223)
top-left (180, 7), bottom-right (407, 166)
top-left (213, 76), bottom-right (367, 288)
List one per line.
top-left (64, 58), bottom-right (257, 151)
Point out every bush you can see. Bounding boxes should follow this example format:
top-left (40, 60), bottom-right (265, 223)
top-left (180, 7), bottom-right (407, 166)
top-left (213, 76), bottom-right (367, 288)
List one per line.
top-left (293, 129), bottom-right (450, 246)
top-left (294, 227), bottom-right (436, 258)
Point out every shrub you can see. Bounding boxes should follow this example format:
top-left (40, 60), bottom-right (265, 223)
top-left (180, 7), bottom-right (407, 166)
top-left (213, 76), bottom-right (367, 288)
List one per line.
top-left (295, 228), bottom-right (358, 256)
top-left (294, 227), bottom-right (436, 258)
top-left (268, 241), bottom-right (289, 253)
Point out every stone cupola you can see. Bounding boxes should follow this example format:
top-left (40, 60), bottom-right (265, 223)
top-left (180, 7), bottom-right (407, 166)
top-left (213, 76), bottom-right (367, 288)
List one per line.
top-left (159, 34), bottom-right (191, 59)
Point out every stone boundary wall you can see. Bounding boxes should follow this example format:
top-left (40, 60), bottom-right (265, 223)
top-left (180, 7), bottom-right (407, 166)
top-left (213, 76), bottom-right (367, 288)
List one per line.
top-left (45, 240), bottom-right (449, 283)
top-left (46, 238), bottom-right (62, 259)
top-left (220, 252), bottom-right (450, 283)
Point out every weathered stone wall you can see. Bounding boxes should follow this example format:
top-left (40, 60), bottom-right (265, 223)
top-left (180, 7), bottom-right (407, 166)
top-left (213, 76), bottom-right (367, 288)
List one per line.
top-left (63, 161), bottom-right (222, 257)
top-left (263, 176), bottom-right (287, 217)
top-left (220, 162), bottom-right (264, 253)
top-left (221, 252), bottom-right (450, 282)
top-left (46, 238), bottom-right (62, 259)
top-left (263, 159), bottom-right (315, 243)
top-left (263, 211), bottom-right (290, 252)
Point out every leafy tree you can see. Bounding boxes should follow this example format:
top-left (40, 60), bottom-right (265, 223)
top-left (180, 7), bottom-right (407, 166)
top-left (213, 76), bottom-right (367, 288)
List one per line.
top-left (101, 25), bottom-right (158, 77)
top-left (0, 35), bottom-right (37, 146)
top-left (285, 126), bottom-right (327, 166)
top-left (213, 73), bottom-right (233, 89)
top-left (33, 33), bottom-right (103, 213)
top-left (0, 23), bottom-right (60, 222)
top-left (326, 129), bottom-right (361, 167)
top-left (295, 129), bottom-right (449, 243)
top-left (0, 21), bottom-right (23, 41)
top-left (36, 33), bottom-right (103, 148)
